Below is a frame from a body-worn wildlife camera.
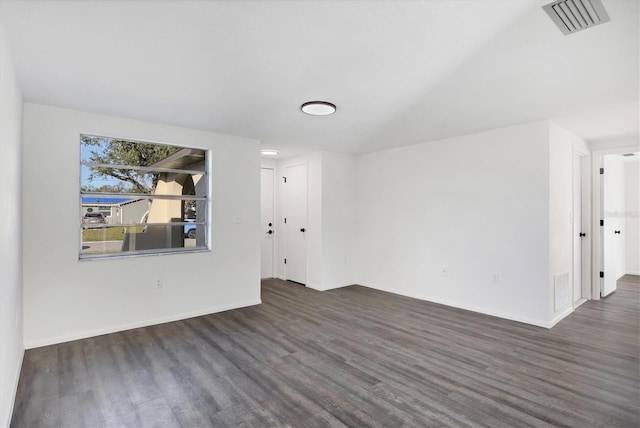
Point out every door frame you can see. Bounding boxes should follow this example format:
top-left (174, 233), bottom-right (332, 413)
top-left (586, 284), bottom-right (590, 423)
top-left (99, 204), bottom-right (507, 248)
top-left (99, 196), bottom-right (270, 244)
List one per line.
top-left (573, 150), bottom-right (591, 306)
top-left (591, 145), bottom-right (639, 299)
top-left (260, 167), bottom-right (276, 279)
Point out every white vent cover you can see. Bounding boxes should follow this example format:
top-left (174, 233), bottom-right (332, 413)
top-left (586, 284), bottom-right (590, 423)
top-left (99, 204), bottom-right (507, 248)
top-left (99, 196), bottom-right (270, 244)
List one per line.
top-left (543, 0), bottom-right (610, 35)
top-left (554, 272), bottom-right (571, 311)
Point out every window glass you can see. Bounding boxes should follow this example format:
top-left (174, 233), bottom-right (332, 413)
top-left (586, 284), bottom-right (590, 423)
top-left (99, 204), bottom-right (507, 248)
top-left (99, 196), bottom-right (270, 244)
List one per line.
top-left (80, 135), bottom-right (208, 259)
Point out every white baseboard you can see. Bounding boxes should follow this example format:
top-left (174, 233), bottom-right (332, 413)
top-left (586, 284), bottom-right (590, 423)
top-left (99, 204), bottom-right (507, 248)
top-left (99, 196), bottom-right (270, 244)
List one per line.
top-left (3, 346), bottom-right (24, 428)
top-left (548, 306), bottom-right (574, 328)
top-left (24, 299), bottom-right (262, 349)
top-left (358, 282), bottom-right (553, 328)
top-left (625, 270), bottom-right (640, 276)
top-left (306, 282), bottom-right (354, 292)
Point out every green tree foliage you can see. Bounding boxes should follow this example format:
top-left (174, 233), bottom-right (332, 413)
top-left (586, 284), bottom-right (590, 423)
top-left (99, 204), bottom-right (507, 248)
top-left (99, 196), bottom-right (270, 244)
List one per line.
top-left (81, 183), bottom-right (136, 193)
top-left (81, 135), bottom-right (179, 193)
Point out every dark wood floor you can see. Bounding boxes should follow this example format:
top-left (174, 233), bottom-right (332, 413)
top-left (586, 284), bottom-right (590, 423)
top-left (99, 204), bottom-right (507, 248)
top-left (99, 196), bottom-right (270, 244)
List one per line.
top-left (11, 276), bottom-right (640, 427)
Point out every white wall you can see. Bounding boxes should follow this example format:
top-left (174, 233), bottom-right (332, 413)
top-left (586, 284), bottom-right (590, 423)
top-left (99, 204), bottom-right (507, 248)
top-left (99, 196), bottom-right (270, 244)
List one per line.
top-left (548, 122), bottom-right (584, 319)
top-left (260, 160), bottom-right (277, 170)
top-left (589, 137), bottom-right (639, 152)
top-left (0, 23), bottom-right (24, 428)
top-left (625, 161), bottom-right (640, 275)
top-left (306, 153), bottom-right (324, 289)
top-left (354, 122), bottom-right (554, 326)
top-left (320, 152), bottom-right (356, 290)
top-left (22, 103), bottom-right (261, 348)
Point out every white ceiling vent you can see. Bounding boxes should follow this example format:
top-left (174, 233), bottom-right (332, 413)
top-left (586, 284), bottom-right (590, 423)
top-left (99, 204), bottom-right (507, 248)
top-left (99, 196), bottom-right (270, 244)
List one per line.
top-left (543, 0), bottom-right (610, 35)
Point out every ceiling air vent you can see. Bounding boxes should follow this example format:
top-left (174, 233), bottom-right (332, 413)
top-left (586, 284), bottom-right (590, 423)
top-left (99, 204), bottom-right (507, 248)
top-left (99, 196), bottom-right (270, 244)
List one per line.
top-left (543, 0), bottom-right (610, 35)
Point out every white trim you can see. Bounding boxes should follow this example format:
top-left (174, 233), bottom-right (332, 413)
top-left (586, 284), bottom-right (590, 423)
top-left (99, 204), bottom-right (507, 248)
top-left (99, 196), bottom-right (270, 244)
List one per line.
top-left (261, 167), bottom-right (276, 279)
top-left (591, 151), bottom-right (603, 300)
top-left (548, 306), bottom-right (575, 328)
top-left (306, 282), bottom-right (354, 291)
top-left (625, 271), bottom-right (640, 276)
top-left (573, 298), bottom-right (588, 309)
top-left (581, 154), bottom-right (592, 300)
top-left (305, 282), bottom-right (322, 290)
top-left (3, 348), bottom-right (24, 428)
top-left (573, 151), bottom-right (592, 302)
top-left (358, 282), bottom-right (556, 328)
top-left (24, 299), bottom-right (261, 349)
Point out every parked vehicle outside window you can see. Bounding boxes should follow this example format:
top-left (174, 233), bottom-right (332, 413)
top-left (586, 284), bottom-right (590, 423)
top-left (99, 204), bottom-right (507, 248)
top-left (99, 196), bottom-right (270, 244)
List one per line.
top-left (82, 212), bottom-right (106, 224)
top-left (184, 220), bottom-right (196, 239)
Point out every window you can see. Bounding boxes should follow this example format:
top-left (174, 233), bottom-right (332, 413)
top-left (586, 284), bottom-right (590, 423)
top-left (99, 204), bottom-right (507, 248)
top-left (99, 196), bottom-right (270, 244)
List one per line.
top-left (80, 135), bottom-right (208, 259)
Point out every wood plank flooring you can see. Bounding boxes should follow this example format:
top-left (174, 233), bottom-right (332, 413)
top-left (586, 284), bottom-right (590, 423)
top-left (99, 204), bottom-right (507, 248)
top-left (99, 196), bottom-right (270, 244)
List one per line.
top-left (11, 276), bottom-right (640, 427)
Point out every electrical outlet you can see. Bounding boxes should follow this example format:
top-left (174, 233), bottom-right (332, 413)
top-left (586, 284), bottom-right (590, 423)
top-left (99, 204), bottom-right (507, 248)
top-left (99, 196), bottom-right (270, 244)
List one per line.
top-left (492, 274), bottom-right (499, 285)
top-left (156, 279), bottom-right (163, 289)
top-left (441, 268), bottom-right (448, 277)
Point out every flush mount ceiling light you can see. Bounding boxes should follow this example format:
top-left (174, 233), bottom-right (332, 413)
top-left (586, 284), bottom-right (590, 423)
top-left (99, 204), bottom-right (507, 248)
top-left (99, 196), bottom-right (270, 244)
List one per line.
top-left (260, 149), bottom-right (280, 156)
top-left (301, 101), bottom-right (336, 116)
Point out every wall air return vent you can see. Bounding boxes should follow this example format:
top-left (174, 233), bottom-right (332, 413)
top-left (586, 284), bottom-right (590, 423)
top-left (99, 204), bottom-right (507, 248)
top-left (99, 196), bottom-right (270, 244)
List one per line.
top-left (543, 0), bottom-right (610, 35)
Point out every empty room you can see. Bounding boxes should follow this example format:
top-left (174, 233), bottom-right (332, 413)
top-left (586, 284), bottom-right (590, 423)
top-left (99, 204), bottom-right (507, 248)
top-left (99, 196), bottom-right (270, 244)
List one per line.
top-left (1, 0), bottom-right (639, 427)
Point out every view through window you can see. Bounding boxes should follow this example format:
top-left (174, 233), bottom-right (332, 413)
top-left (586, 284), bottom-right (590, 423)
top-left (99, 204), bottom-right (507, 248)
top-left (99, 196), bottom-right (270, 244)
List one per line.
top-left (80, 135), bottom-right (208, 258)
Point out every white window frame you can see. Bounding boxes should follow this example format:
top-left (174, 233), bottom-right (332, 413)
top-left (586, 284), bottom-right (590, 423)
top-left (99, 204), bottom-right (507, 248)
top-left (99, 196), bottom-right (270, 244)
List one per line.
top-left (79, 134), bottom-right (210, 259)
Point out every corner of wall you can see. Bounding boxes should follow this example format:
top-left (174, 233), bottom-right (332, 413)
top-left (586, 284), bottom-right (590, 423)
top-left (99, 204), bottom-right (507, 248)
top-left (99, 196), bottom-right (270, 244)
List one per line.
top-left (548, 121), bottom-right (580, 322)
top-left (0, 21), bottom-right (25, 428)
top-left (21, 104), bottom-right (261, 350)
top-left (354, 121), bottom-right (554, 325)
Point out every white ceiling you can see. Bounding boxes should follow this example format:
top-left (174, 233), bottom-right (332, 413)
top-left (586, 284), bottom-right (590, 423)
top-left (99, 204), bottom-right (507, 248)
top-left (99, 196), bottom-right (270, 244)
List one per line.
top-left (1, 0), bottom-right (638, 158)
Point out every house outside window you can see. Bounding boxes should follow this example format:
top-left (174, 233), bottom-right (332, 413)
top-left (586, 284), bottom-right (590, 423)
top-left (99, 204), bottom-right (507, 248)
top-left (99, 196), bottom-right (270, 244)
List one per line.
top-left (80, 135), bottom-right (208, 259)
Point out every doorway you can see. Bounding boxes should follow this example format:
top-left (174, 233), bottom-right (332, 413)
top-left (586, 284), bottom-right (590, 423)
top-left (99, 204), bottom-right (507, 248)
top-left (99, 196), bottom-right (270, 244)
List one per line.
top-left (260, 168), bottom-right (275, 279)
top-left (594, 148), bottom-right (640, 298)
top-left (602, 154), bottom-right (625, 296)
top-left (284, 163), bottom-right (307, 285)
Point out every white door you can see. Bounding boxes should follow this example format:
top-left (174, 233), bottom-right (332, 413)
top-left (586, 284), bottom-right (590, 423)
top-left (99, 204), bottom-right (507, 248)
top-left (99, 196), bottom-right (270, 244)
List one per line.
top-left (284, 164), bottom-right (307, 285)
top-left (573, 153), bottom-right (583, 303)
top-left (260, 168), bottom-right (275, 279)
top-left (602, 155), bottom-right (625, 297)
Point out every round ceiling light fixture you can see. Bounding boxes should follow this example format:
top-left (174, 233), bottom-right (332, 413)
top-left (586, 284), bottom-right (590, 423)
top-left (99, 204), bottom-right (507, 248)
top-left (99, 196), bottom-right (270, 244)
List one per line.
top-left (301, 101), bottom-right (336, 116)
top-left (260, 149), bottom-right (280, 156)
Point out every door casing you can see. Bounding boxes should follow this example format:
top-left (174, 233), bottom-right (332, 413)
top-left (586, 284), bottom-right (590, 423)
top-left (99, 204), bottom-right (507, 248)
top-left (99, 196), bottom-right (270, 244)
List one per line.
top-left (260, 167), bottom-right (275, 279)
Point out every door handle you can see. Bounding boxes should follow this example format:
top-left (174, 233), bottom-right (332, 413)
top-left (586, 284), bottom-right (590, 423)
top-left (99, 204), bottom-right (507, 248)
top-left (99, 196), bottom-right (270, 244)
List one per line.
top-left (267, 230), bottom-right (273, 235)
top-left (614, 230), bottom-right (621, 234)
top-left (300, 228), bottom-right (306, 232)
top-left (579, 232), bottom-right (586, 237)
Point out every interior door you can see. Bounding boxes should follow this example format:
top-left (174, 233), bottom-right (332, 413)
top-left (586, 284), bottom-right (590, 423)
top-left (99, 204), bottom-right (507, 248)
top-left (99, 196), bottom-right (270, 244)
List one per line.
top-left (284, 163), bottom-right (307, 285)
top-left (602, 155), bottom-right (625, 297)
top-left (260, 168), bottom-right (275, 278)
